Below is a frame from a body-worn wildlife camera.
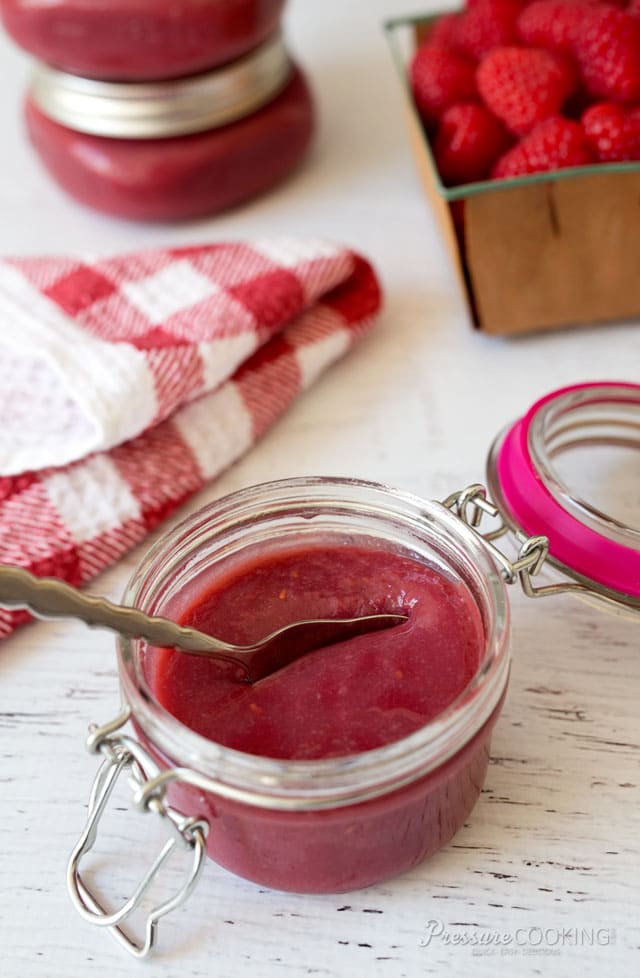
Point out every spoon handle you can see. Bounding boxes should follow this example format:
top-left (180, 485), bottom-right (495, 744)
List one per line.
top-left (0, 564), bottom-right (230, 654)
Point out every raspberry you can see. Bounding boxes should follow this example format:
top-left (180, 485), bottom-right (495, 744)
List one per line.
top-left (434, 102), bottom-right (512, 185)
top-left (477, 46), bottom-right (578, 135)
top-left (582, 102), bottom-right (640, 161)
top-left (410, 45), bottom-right (477, 125)
top-left (492, 116), bottom-right (593, 177)
top-left (573, 7), bottom-right (640, 102)
top-left (424, 13), bottom-right (461, 49)
top-left (517, 0), bottom-right (626, 54)
top-left (517, 1), bottom-right (584, 51)
top-left (452, 0), bottom-right (521, 61)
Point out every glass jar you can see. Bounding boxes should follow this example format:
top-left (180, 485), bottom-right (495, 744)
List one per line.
top-left (119, 479), bottom-right (511, 891)
top-left (68, 478), bottom-right (510, 955)
top-left (0, 0), bottom-right (287, 81)
top-left (66, 381), bottom-right (639, 958)
top-left (24, 34), bottom-right (314, 222)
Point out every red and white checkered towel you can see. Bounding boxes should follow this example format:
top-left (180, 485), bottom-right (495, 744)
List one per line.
top-left (0, 239), bottom-right (382, 639)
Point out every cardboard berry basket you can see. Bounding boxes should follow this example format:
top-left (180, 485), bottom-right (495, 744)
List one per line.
top-left (385, 12), bottom-right (640, 336)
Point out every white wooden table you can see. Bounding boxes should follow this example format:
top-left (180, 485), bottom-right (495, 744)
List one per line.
top-left (1, 2), bottom-right (639, 975)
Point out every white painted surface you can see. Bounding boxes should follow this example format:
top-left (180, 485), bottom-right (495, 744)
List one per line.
top-left (1, 2), bottom-right (638, 976)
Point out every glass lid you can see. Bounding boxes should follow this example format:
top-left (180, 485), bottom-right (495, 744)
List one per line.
top-left (486, 382), bottom-right (640, 604)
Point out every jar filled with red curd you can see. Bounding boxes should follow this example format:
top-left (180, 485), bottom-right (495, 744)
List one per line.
top-left (68, 383), bottom-right (640, 958)
top-left (24, 33), bottom-right (314, 222)
top-left (115, 477), bottom-right (511, 894)
top-left (0, 0), bottom-right (287, 81)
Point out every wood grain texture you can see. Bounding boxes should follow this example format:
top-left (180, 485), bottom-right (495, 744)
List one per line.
top-left (466, 172), bottom-right (640, 335)
top-left (1, 2), bottom-right (639, 976)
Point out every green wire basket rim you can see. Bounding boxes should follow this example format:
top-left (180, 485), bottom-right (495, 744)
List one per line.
top-left (384, 11), bottom-right (640, 202)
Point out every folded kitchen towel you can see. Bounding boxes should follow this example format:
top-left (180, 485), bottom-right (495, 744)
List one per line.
top-left (0, 239), bottom-right (382, 639)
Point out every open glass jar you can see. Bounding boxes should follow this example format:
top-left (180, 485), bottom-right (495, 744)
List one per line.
top-left (67, 381), bottom-right (639, 958)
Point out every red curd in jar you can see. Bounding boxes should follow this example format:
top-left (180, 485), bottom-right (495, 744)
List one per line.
top-left (24, 36), bottom-right (314, 222)
top-left (121, 479), bottom-right (511, 894)
top-left (153, 546), bottom-right (484, 758)
top-left (0, 0), bottom-right (286, 81)
top-left (155, 704), bottom-right (502, 893)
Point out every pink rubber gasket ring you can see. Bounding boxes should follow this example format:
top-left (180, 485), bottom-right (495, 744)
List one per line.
top-left (496, 381), bottom-right (640, 598)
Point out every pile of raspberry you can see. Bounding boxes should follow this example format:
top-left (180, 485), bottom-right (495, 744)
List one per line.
top-left (410, 0), bottom-right (640, 185)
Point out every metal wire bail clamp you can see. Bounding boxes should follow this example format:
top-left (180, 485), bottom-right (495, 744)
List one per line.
top-left (67, 709), bottom-right (209, 959)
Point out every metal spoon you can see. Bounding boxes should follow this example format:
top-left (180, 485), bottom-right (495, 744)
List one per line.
top-left (0, 564), bottom-right (408, 682)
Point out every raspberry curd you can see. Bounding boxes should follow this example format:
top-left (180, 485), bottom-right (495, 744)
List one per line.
top-left (150, 544), bottom-right (484, 760)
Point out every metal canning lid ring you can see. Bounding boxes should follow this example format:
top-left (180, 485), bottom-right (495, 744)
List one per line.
top-left (28, 31), bottom-right (292, 140)
top-left (487, 381), bottom-right (640, 601)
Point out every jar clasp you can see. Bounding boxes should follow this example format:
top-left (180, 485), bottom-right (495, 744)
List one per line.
top-left (443, 484), bottom-right (591, 601)
top-left (67, 708), bottom-right (209, 959)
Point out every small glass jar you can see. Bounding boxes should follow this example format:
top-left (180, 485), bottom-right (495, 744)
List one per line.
top-left (24, 34), bottom-right (314, 222)
top-left (0, 0), bottom-right (287, 81)
top-left (67, 382), bottom-right (639, 958)
top-left (119, 479), bottom-right (510, 893)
